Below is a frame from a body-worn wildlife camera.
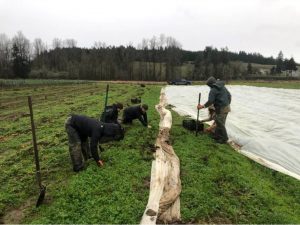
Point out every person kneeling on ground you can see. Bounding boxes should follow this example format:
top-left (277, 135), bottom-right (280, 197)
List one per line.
top-left (200, 105), bottom-right (216, 134)
top-left (123, 104), bottom-right (151, 128)
top-left (101, 102), bottom-right (123, 124)
top-left (197, 76), bottom-right (231, 144)
top-left (65, 114), bottom-right (124, 172)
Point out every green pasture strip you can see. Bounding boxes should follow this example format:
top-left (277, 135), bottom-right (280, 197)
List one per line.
top-left (0, 82), bottom-right (97, 102)
top-left (187, 80), bottom-right (300, 89)
top-left (0, 85), bottom-right (108, 120)
top-left (24, 85), bottom-right (161, 224)
top-left (0, 79), bottom-right (92, 88)
top-left (1, 83), bottom-right (160, 224)
top-left (170, 112), bottom-right (300, 223)
top-left (228, 80), bottom-right (300, 89)
top-left (1, 83), bottom-right (108, 216)
top-left (0, 84), bottom-right (107, 137)
top-left (2, 82), bottom-right (299, 224)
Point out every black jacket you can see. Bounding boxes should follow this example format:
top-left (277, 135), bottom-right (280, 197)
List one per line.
top-left (123, 105), bottom-right (148, 126)
top-left (204, 81), bottom-right (231, 113)
top-left (70, 115), bottom-right (124, 162)
top-left (103, 104), bottom-right (119, 124)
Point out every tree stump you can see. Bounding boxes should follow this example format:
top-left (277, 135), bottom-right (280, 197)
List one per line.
top-left (141, 88), bottom-right (181, 224)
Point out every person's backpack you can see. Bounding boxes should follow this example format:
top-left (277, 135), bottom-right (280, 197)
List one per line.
top-left (182, 119), bottom-right (204, 132)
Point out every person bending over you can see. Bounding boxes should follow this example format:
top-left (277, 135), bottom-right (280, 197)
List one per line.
top-left (101, 102), bottom-right (123, 124)
top-left (123, 104), bottom-right (150, 127)
top-left (65, 114), bottom-right (124, 172)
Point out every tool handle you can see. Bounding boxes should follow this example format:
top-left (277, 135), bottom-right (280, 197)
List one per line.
top-left (196, 92), bottom-right (201, 136)
top-left (100, 84), bottom-right (109, 121)
top-left (28, 96), bottom-right (42, 188)
top-left (104, 84), bottom-right (109, 110)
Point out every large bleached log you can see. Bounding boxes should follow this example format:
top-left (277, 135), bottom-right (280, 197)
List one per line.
top-left (141, 88), bottom-right (181, 224)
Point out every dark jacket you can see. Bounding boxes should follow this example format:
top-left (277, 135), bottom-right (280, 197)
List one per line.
top-left (204, 81), bottom-right (231, 113)
top-left (103, 104), bottom-right (119, 124)
top-left (70, 115), bottom-right (124, 162)
top-left (123, 105), bottom-right (148, 126)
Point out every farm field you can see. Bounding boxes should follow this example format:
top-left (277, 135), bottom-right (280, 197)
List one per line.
top-left (0, 82), bottom-right (161, 223)
top-left (192, 80), bottom-right (300, 89)
top-left (229, 80), bottom-right (300, 89)
top-left (166, 85), bottom-right (300, 179)
top-left (0, 80), bottom-right (300, 223)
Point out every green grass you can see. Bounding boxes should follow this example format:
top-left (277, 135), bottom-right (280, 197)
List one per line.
top-left (192, 80), bottom-right (300, 89)
top-left (193, 80), bottom-right (300, 89)
top-left (171, 113), bottom-right (300, 223)
top-left (0, 82), bottom-right (161, 223)
top-left (228, 80), bottom-right (300, 89)
top-left (1, 81), bottom-right (299, 223)
top-left (0, 79), bottom-right (91, 88)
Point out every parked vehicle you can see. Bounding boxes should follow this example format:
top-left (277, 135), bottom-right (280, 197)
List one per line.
top-left (168, 79), bottom-right (192, 85)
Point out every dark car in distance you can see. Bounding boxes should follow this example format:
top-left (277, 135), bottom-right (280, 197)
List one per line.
top-left (167, 79), bottom-right (192, 85)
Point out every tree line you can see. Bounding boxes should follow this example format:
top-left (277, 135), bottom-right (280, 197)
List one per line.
top-left (270, 51), bottom-right (297, 75)
top-left (0, 31), bottom-right (298, 81)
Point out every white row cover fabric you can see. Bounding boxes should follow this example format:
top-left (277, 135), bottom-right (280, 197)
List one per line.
top-left (165, 85), bottom-right (300, 180)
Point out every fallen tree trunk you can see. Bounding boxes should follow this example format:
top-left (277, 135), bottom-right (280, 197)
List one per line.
top-left (140, 88), bottom-right (181, 224)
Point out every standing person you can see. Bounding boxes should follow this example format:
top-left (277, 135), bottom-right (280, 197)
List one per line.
top-left (123, 104), bottom-right (150, 128)
top-left (101, 102), bottom-right (123, 124)
top-left (65, 114), bottom-right (124, 172)
top-left (197, 76), bottom-right (231, 143)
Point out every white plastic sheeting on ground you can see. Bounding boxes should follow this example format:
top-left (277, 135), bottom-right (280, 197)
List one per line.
top-left (165, 85), bottom-right (300, 180)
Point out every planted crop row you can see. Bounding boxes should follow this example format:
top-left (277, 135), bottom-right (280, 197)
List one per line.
top-left (0, 79), bottom-right (92, 88)
top-left (1, 83), bottom-right (159, 224)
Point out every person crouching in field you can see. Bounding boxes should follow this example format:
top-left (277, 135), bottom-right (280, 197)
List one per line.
top-left (201, 105), bottom-right (217, 134)
top-left (65, 114), bottom-right (124, 172)
top-left (123, 104), bottom-right (151, 128)
top-left (197, 76), bottom-right (231, 144)
top-left (101, 102), bottom-right (123, 124)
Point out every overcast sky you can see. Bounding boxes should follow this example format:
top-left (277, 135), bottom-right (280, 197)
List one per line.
top-left (1, 0), bottom-right (300, 62)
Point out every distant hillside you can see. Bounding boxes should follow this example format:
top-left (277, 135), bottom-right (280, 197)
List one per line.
top-left (25, 47), bottom-right (281, 81)
top-left (182, 48), bottom-right (277, 65)
top-left (0, 32), bottom-right (297, 81)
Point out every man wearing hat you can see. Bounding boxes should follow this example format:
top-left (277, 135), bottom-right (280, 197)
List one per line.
top-left (197, 76), bottom-right (231, 144)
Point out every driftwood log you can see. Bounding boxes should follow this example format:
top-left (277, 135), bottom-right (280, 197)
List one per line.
top-left (140, 88), bottom-right (181, 224)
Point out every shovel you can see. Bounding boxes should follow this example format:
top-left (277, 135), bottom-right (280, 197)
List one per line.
top-left (196, 92), bottom-right (201, 136)
top-left (100, 84), bottom-right (109, 121)
top-left (28, 96), bottom-right (46, 207)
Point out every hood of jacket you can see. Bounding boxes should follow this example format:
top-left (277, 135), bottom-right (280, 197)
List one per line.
top-left (212, 80), bottom-right (225, 90)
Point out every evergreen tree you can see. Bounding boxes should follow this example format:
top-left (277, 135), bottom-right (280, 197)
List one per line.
top-left (11, 32), bottom-right (31, 78)
top-left (275, 51), bottom-right (284, 73)
top-left (12, 43), bottom-right (31, 78)
top-left (270, 66), bottom-right (276, 75)
top-left (247, 63), bottom-right (253, 74)
top-left (283, 58), bottom-right (289, 71)
top-left (287, 57), bottom-right (297, 71)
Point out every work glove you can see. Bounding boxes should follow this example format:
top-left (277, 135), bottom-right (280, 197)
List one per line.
top-left (147, 125), bottom-right (152, 129)
top-left (97, 160), bottom-right (104, 167)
